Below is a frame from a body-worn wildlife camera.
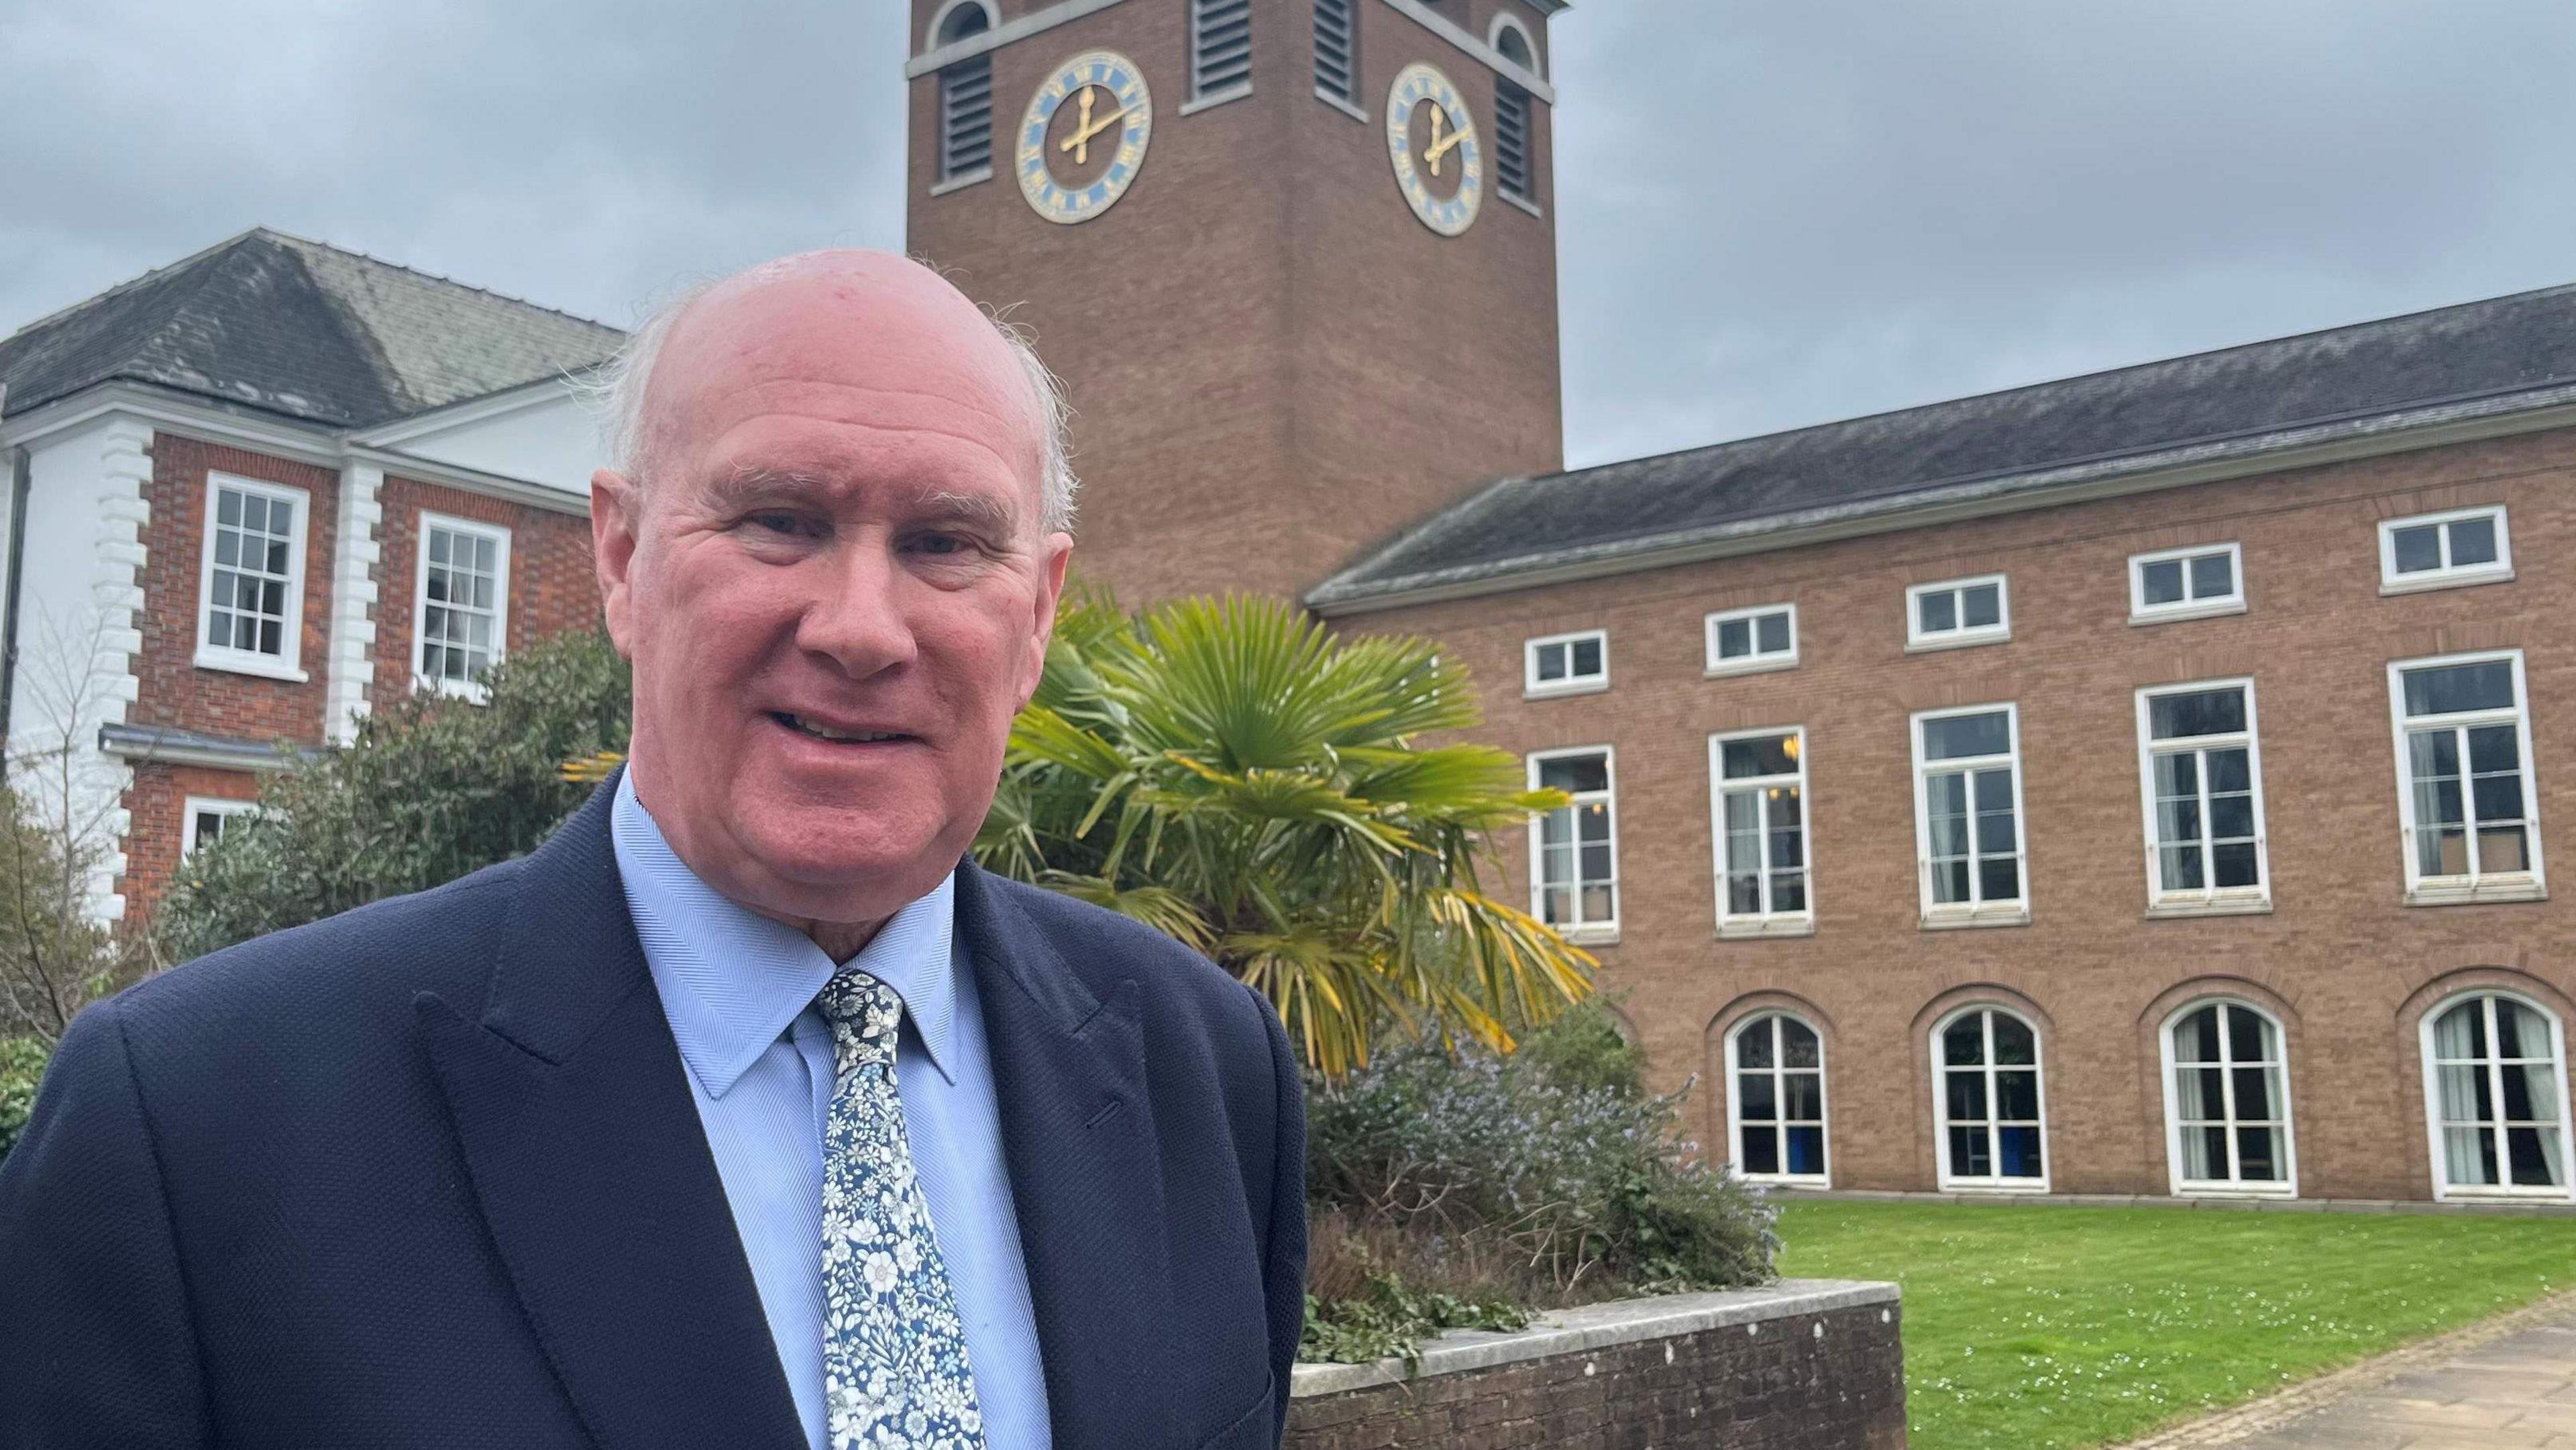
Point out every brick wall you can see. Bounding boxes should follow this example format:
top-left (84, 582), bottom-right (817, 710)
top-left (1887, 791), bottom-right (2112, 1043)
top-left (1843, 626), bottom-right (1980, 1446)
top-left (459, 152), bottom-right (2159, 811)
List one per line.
top-left (1352, 424), bottom-right (2576, 1202)
top-left (115, 762), bottom-right (259, 920)
top-left (134, 435), bottom-right (339, 743)
top-left (1284, 1294), bottom-right (1907, 1450)
top-left (371, 475), bottom-right (598, 706)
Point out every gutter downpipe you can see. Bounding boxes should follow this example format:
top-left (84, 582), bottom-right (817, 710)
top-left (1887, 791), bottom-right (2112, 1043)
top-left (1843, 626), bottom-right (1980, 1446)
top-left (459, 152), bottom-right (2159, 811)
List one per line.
top-left (1, 386), bottom-right (28, 745)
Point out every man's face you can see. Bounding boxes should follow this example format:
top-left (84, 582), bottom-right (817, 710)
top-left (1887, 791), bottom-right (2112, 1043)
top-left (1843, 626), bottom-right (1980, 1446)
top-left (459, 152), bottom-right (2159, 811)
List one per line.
top-left (593, 256), bottom-right (1071, 929)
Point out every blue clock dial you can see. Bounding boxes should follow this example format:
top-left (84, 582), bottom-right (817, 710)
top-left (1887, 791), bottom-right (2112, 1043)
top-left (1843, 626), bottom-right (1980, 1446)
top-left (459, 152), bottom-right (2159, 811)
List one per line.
top-left (1386, 62), bottom-right (1482, 238)
top-left (1017, 50), bottom-right (1154, 225)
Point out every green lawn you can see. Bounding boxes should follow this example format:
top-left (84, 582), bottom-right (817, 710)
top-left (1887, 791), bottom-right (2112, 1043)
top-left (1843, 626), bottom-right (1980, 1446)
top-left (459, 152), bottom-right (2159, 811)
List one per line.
top-left (1775, 1198), bottom-right (2576, 1450)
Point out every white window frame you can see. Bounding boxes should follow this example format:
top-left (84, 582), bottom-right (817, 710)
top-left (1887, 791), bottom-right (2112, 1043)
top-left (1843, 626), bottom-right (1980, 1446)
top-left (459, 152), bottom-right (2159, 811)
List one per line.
top-left (2128, 541), bottom-right (2246, 625)
top-left (181, 796), bottom-right (258, 858)
top-left (1910, 703), bottom-right (2031, 928)
top-left (1931, 1004), bottom-right (2051, 1193)
top-left (1724, 1013), bottom-right (1831, 1188)
top-left (1527, 745), bottom-right (1619, 944)
top-left (1709, 725), bottom-right (1814, 938)
top-left (1523, 629), bottom-right (1608, 699)
top-left (412, 512), bottom-right (513, 703)
top-left (2419, 990), bottom-right (2575, 1205)
top-left (1904, 573), bottom-right (2010, 652)
top-left (1704, 603), bottom-right (1799, 678)
top-left (2387, 649), bottom-right (2545, 905)
top-left (195, 472), bottom-right (311, 682)
top-left (2379, 505), bottom-right (2513, 595)
top-left (2135, 678), bottom-right (2272, 918)
top-left (2159, 998), bottom-right (2299, 1198)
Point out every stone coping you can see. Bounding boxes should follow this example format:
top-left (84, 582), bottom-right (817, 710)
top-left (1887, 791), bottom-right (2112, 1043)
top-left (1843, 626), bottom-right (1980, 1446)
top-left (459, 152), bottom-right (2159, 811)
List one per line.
top-left (1288, 1278), bottom-right (1901, 1399)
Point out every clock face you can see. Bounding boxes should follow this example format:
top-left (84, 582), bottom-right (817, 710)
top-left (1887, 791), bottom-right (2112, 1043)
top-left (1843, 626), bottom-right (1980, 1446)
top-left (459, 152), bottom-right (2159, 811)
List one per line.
top-left (1386, 62), bottom-right (1482, 237)
top-left (1016, 50), bottom-right (1154, 225)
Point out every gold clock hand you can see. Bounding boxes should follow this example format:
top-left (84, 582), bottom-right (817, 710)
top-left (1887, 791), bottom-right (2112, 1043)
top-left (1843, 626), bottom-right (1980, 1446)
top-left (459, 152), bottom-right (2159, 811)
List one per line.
top-left (1425, 117), bottom-right (1473, 170)
top-left (1059, 101), bottom-right (1130, 165)
top-left (1063, 86), bottom-right (1098, 165)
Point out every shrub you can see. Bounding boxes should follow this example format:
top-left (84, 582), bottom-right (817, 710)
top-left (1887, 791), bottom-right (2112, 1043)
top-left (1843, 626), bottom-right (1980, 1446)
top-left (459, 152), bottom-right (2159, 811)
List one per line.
top-left (1300, 999), bottom-right (1779, 1360)
top-left (156, 631), bottom-right (629, 960)
top-left (0, 1037), bottom-right (47, 1161)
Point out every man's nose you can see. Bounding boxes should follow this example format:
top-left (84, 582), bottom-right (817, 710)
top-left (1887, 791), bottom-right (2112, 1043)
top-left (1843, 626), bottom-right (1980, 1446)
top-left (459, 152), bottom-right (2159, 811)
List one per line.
top-left (794, 538), bottom-right (921, 678)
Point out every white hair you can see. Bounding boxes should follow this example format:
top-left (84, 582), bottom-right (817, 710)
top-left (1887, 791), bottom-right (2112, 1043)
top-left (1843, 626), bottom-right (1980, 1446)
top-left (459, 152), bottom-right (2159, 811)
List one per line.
top-left (583, 273), bottom-right (1079, 534)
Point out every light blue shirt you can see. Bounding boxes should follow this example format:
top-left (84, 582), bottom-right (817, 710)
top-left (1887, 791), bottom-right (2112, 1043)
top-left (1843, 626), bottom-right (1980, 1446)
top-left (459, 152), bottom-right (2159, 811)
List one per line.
top-left (610, 774), bottom-right (1051, 1450)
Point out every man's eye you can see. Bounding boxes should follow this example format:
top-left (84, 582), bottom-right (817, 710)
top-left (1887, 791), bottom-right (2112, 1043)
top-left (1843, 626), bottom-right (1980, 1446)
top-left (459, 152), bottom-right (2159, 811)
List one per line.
top-left (747, 511), bottom-right (816, 537)
top-left (908, 533), bottom-right (972, 557)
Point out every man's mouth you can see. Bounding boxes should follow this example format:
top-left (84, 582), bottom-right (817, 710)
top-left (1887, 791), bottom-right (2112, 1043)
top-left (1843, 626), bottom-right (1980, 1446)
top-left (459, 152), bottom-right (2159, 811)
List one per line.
top-left (769, 712), bottom-right (916, 745)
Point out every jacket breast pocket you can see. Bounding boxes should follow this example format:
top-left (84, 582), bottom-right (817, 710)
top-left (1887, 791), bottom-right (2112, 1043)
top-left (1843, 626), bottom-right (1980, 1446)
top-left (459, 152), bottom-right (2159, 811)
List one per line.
top-left (1191, 1374), bottom-right (1279, 1450)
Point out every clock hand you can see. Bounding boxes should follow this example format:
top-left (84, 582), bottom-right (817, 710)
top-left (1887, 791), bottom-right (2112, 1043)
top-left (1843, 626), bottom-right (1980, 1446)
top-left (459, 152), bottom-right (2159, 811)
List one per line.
top-left (1059, 103), bottom-right (1130, 164)
top-left (1424, 114), bottom-right (1472, 175)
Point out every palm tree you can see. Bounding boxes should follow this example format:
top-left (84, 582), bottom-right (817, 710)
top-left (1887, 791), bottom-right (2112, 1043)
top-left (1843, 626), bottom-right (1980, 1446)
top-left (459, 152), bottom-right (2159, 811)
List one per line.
top-left (978, 592), bottom-right (1593, 1076)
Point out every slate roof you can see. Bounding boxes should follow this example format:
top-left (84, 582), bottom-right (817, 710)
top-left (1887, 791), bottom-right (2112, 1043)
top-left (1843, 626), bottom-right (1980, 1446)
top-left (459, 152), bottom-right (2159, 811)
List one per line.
top-left (0, 228), bottom-right (624, 429)
top-left (1311, 281), bottom-right (2576, 610)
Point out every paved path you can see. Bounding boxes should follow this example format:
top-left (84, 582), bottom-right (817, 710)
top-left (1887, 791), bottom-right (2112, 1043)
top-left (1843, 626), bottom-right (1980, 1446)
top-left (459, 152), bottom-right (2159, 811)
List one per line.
top-left (2116, 1292), bottom-right (2576, 1450)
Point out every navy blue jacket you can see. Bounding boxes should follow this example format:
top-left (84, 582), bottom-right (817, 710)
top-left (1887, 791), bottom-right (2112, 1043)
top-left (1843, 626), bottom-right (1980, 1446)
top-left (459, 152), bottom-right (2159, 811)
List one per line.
top-left (0, 784), bottom-right (1304, 1449)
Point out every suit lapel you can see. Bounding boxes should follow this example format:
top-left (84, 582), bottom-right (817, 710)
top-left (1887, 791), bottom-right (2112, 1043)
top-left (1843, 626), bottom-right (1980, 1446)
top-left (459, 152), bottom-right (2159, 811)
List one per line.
top-left (956, 864), bottom-right (1180, 1450)
top-left (418, 782), bottom-right (805, 1450)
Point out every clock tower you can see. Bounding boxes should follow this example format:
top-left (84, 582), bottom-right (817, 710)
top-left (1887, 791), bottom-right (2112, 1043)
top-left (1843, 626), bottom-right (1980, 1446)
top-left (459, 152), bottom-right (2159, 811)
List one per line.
top-left (904, 0), bottom-right (1566, 603)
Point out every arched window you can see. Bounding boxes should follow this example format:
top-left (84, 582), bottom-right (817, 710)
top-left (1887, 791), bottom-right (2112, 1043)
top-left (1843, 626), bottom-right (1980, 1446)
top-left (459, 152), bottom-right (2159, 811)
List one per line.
top-left (1490, 21), bottom-right (1537, 205)
top-left (1727, 1014), bottom-right (1827, 1185)
top-left (2161, 1000), bottom-right (2294, 1195)
top-left (2423, 992), bottom-right (2571, 1200)
top-left (932, 3), bottom-right (995, 184)
top-left (1935, 1006), bottom-right (2047, 1190)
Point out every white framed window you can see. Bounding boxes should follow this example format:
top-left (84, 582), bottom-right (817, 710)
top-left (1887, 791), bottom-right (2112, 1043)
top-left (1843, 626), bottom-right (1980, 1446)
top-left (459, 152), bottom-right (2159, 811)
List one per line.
top-left (1528, 746), bottom-right (1617, 943)
top-left (1710, 727), bottom-right (1811, 937)
top-left (182, 796), bottom-right (258, 858)
top-left (1727, 1013), bottom-right (1828, 1186)
top-left (1523, 629), bottom-right (1607, 698)
top-left (2135, 680), bottom-right (2271, 917)
top-left (2422, 991), bottom-right (2571, 1203)
top-left (2387, 650), bottom-right (2544, 904)
top-left (2129, 542), bottom-right (2245, 624)
top-left (1934, 1005), bottom-right (2049, 1192)
top-left (2380, 506), bottom-right (2512, 595)
top-left (195, 473), bottom-right (309, 681)
top-left (1905, 574), bottom-right (2009, 652)
top-left (2161, 1000), bottom-right (2296, 1196)
top-left (1189, 0), bottom-right (1253, 102)
top-left (1704, 603), bottom-right (1798, 678)
top-left (413, 514), bottom-right (511, 701)
top-left (1911, 704), bottom-right (2029, 927)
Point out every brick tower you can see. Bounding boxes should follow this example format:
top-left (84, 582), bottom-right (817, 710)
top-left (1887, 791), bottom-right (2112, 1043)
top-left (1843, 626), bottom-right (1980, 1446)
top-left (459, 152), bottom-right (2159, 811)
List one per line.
top-left (904, 0), bottom-right (1566, 603)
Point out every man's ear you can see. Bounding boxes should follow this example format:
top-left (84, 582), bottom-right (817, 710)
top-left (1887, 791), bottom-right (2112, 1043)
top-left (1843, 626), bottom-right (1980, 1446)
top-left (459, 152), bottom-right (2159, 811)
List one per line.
top-left (1020, 532), bottom-right (1075, 710)
top-left (592, 470), bottom-right (642, 660)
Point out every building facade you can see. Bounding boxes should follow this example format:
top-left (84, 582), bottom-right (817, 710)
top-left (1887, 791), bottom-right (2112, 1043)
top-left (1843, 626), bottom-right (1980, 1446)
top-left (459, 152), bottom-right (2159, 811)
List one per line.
top-left (0, 229), bottom-right (617, 921)
top-left (902, 0), bottom-right (2576, 1205)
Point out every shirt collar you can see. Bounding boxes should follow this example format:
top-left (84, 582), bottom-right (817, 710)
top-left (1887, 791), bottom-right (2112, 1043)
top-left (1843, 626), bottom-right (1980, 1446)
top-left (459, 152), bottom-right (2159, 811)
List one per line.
top-left (610, 770), bottom-right (961, 1098)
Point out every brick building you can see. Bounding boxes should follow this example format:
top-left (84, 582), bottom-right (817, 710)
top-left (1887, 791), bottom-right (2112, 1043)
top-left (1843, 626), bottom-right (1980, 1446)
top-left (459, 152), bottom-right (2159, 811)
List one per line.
top-left (904, 0), bottom-right (2576, 1204)
top-left (0, 229), bottom-right (618, 921)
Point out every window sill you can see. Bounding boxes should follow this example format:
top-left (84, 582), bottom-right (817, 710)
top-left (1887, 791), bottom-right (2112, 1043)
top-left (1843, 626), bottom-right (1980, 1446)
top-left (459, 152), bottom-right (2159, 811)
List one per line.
top-left (1179, 81), bottom-right (1253, 117)
top-left (1739, 1174), bottom-right (1831, 1190)
top-left (2130, 599), bottom-right (2247, 627)
top-left (1939, 1181), bottom-right (2052, 1196)
top-left (2434, 1186), bottom-right (2576, 1206)
top-left (1705, 654), bottom-right (1799, 680)
top-left (1718, 916), bottom-right (1815, 940)
top-left (1920, 907), bottom-right (2030, 931)
top-left (2405, 878), bottom-right (2547, 907)
top-left (416, 676), bottom-right (492, 705)
top-left (2145, 896), bottom-right (2273, 921)
top-left (2175, 1184), bottom-right (2299, 1200)
top-left (1523, 678), bottom-right (1609, 701)
top-left (1498, 190), bottom-right (1544, 219)
top-left (1904, 629), bottom-right (2010, 655)
top-left (928, 166), bottom-right (992, 197)
top-left (1313, 87), bottom-right (1368, 123)
top-left (1558, 924), bottom-right (1620, 947)
top-left (2381, 566), bottom-right (2513, 597)
top-left (195, 649), bottom-right (309, 684)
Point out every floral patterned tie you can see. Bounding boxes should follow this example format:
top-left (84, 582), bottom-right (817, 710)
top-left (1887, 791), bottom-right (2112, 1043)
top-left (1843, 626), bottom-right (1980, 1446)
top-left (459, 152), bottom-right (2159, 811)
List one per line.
top-left (814, 968), bottom-right (988, 1450)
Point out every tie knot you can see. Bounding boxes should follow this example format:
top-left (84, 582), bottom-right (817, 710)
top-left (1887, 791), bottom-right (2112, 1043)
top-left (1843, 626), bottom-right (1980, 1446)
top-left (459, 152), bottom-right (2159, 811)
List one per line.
top-left (816, 968), bottom-right (903, 1046)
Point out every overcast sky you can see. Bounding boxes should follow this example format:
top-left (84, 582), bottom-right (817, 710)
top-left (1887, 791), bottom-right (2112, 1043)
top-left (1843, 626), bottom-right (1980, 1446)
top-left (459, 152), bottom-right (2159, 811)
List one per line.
top-left (5, 1), bottom-right (2572, 469)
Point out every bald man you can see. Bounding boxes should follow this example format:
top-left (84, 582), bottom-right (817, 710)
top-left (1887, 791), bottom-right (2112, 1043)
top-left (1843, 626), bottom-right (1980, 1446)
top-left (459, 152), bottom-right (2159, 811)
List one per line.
top-left (0, 253), bottom-right (1305, 1450)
